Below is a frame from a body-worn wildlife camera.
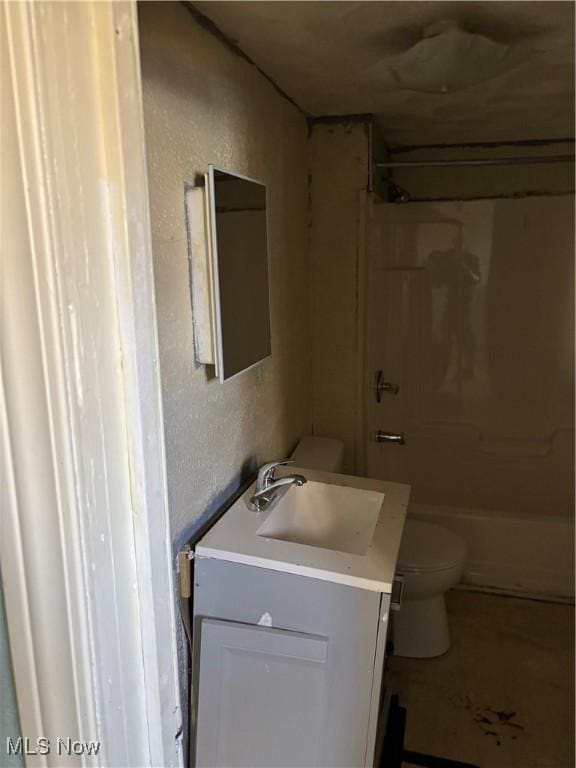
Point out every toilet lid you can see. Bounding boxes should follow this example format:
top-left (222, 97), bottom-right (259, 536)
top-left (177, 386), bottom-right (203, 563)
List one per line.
top-left (397, 520), bottom-right (467, 573)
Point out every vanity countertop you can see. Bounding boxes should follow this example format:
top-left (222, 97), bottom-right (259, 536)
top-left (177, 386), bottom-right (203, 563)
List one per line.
top-left (195, 467), bottom-right (411, 593)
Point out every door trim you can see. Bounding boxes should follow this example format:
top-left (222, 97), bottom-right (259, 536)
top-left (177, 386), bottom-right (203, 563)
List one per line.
top-left (1, 2), bottom-right (182, 765)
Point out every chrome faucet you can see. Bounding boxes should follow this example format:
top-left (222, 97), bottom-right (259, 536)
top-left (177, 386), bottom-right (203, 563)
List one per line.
top-left (248, 459), bottom-right (307, 511)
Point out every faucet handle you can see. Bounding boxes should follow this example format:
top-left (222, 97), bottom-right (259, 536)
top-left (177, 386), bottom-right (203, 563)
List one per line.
top-left (257, 459), bottom-right (293, 489)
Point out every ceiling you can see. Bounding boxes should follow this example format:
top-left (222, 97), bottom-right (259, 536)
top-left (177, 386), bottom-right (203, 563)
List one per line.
top-left (192, 1), bottom-right (575, 146)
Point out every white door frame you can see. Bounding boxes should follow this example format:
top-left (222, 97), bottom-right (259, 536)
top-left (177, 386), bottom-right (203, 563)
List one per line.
top-left (1, 2), bottom-right (182, 766)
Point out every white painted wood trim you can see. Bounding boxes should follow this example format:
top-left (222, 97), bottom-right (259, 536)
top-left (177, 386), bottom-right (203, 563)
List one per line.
top-left (1, 2), bottom-right (182, 766)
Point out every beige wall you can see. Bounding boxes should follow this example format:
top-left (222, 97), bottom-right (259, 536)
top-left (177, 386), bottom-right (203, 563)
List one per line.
top-left (308, 121), bottom-right (370, 472)
top-left (388, 142), bottom-right (574, 201)
top-left (138, 2), bottom-right (311, 544)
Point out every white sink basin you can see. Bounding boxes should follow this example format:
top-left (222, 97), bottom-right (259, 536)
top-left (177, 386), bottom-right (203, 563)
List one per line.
top-left (195, 466), bottom-right (410, 593)
top-left (256, 480), bottom-right (384, 555)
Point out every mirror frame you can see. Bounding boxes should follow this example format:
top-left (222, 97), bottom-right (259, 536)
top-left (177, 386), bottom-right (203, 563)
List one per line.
top-left (207, 164), bottom-right (272, 382)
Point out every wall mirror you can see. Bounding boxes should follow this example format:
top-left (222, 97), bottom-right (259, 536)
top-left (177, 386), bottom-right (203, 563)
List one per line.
top-left (208, 166), bottom-right (271, 381)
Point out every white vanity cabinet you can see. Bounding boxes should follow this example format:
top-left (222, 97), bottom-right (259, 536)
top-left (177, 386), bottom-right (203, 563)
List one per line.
top-left (192, 469), bottom-right (410, 768)
top-left (193, 558), bottom-right (393, 768)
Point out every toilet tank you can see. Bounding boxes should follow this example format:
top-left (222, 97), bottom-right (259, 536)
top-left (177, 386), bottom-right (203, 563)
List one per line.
top-left (291, 435), bottom-right (345, 474)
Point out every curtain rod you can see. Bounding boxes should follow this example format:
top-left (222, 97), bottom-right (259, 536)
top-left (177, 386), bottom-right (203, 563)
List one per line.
top-left (375, 155), bottom-right (575, 169)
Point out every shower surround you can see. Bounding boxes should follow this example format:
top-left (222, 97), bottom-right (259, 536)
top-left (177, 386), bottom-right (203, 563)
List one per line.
top-left (366, 195), bottom-right (575, 599)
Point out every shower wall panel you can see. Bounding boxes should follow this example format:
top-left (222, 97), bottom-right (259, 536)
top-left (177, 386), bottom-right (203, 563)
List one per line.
top-left (366, 196), bottom-right (574, 518)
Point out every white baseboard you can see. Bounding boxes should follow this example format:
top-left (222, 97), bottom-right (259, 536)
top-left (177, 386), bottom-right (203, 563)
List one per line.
top-left (409, 503), bottom-right (575, 601)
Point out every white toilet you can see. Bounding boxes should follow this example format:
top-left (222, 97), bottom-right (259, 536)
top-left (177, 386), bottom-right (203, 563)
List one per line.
top-left (291, 436), bottom-right (467, 660)
top-left (291, 434), bottom-right (345, 474)
top-left (394, 520), bottom-right (467, 658)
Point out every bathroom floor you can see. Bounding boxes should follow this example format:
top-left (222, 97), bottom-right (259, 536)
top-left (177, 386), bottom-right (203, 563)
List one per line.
top-left (387, 590), bottom-right (575, 768)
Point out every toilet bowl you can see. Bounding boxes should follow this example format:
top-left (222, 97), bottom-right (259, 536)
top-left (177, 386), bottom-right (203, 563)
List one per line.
top-left (393, 520), bottom-right (467, 658)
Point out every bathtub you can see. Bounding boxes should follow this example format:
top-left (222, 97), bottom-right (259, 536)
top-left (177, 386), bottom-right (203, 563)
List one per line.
top-left (408, 503), bottom-right (575, 602)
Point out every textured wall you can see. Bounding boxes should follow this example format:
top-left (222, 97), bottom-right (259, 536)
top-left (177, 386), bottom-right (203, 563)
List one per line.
top-left (139, 2), bottom-right (311, 545)
top-left (308, 122), bottom-right (370, 471)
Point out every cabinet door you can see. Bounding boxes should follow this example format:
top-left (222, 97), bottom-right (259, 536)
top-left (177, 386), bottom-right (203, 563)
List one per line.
top-left (196, 618), bottom-right (328, 768)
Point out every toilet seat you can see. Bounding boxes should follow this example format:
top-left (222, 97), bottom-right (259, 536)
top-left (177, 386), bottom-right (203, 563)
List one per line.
top-left (397, 520), bottom-right (467, 573)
